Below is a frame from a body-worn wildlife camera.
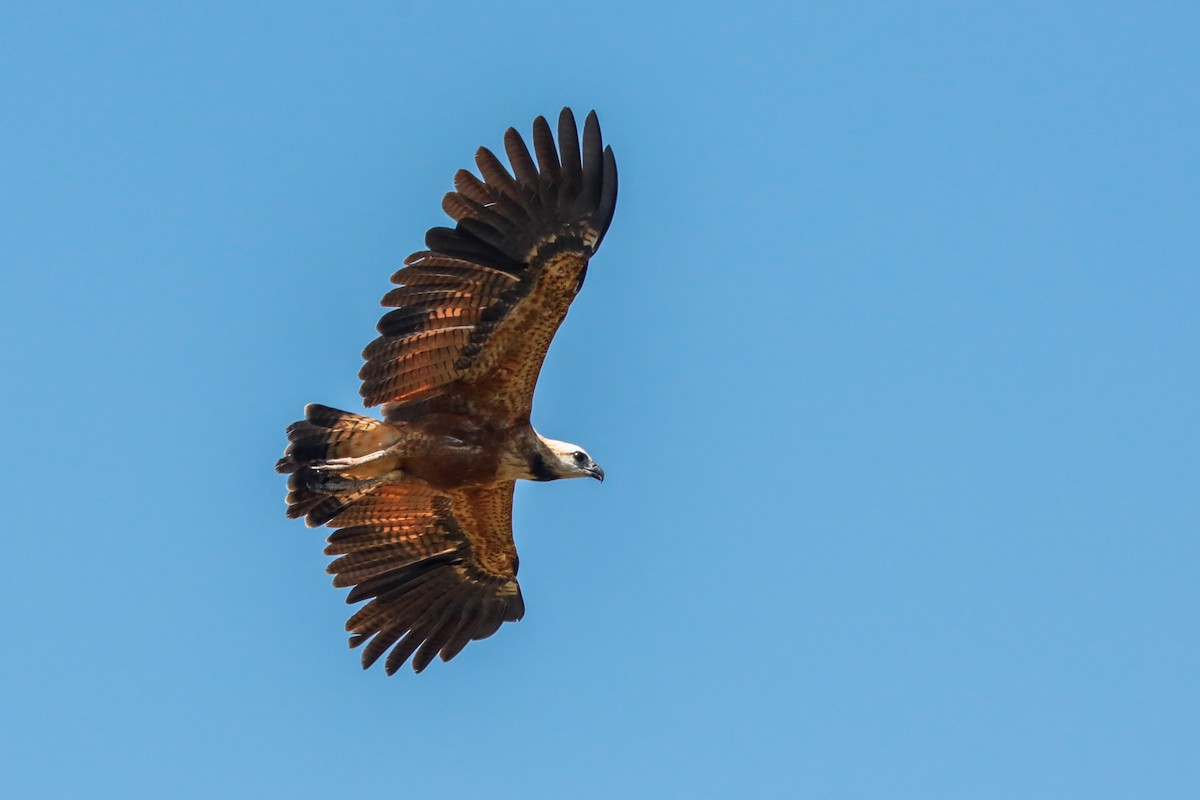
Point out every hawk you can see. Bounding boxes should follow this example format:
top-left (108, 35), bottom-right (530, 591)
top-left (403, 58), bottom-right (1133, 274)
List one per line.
top-left (277, 108), bottom-right (617, 674)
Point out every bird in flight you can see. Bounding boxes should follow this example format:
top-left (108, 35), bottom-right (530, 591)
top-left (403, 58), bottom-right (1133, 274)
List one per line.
top-left (276, 108), bottom-right (618, 674)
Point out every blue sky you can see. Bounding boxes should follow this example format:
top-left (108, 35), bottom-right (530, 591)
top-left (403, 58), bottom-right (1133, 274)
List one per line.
top-left (2, 2), bottom-right (1197, 797)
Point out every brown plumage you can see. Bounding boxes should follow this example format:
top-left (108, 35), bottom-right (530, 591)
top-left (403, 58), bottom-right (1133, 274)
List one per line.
top-left (277, 108), bottom-right (617, 674)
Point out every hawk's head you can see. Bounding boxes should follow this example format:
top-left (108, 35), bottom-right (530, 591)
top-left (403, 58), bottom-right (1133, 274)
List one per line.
top-left (533, 436), bottom-right (605, 483)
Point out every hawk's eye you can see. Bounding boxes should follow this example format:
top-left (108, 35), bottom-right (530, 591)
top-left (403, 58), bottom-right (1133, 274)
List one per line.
top-left (573, 451), bottom-right (588, 465)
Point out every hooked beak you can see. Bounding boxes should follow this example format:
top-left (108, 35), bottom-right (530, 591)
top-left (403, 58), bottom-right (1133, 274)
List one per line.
top-left (589, 464), bottom-right (605, 483)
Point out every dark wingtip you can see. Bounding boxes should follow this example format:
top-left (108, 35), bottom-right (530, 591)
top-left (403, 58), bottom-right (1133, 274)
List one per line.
top-left (557, 108), bottom-right (582, 180)
top-left (578, 110), bottom-right (604, 214)
top-left (592, 144), bottom-right (618, 250)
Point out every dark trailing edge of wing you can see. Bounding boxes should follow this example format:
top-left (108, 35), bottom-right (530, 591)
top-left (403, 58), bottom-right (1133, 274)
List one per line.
top-left (359, 108), bottom-right (619, 409)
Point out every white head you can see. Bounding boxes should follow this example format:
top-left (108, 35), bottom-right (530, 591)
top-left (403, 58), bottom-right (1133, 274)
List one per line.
top-left (533, 436), bottom-right (605, 482)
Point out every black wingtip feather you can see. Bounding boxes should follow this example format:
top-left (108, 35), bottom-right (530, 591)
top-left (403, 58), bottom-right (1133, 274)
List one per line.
top-left (556, 109), bottom-right (582, 202)
top-left (385, 624), bottom-right (431, 675)
top-left (593, 145), bottom-right (618, 249)
top-left (411, 603), bottom-right (460, 673)
top-left (579, 110), bottom-right (604, 215)
top-left (504, 127), bottom-right (539, 186)
top-left (423, 226), bottom-right (523, 272)
top-left (475, 146), bottom-right (520, 201)
top-left (438, 596), bottom-right (484, 663)
top-left (416, 109), bottom-right (618, 272)
top-left (531, 115), bottom-right (560, 179)
top-left (345, 557), bottom-right (451, 604)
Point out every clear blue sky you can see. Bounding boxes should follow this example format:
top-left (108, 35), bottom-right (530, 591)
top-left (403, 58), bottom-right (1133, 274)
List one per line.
top-left (2, 2), bottom-right (1197, 798)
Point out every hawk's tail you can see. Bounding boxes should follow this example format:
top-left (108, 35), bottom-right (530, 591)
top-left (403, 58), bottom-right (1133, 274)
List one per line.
top-left (276, 404), bottom-right (400, 527)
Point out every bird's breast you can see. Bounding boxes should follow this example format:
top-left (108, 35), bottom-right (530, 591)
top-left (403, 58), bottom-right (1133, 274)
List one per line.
top-left (400, 413), bottom-right (517, 491)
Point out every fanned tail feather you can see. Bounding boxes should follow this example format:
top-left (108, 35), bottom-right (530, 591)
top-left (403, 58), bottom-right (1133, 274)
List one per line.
top-left (276, 404), bottom-right (401, 527)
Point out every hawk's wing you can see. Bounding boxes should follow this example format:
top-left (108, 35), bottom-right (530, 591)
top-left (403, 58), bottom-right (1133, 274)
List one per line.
top-left (359, 108), bottom-right (618, 423)
top-left (322, 482), bottom-right (523, 674)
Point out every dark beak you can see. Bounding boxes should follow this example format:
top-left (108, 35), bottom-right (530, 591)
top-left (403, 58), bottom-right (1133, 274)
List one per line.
top-left (589, 464), bottom-right (605, 483)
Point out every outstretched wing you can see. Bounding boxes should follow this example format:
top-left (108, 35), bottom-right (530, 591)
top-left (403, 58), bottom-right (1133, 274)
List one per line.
top-left (321, 482), bottom-right (524, 674)
top-left (359, 107), bottom-right (618, 423)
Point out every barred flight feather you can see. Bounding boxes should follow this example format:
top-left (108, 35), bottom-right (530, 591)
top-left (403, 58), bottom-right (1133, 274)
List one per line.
top-left (452, 169), bottom-right (492, 205)
top-left (410, 603), bottom-right (461, 673)
top-left (327, 537), bottom-right (455, 573)
top-left (474, 147), bottom-right (522, 201)
top-left (439, 593), bottom-right (485, 661)
top-left (503, 129), bottom-right (539, 186)
top-left (324, 525), bottom-right (446, 551)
